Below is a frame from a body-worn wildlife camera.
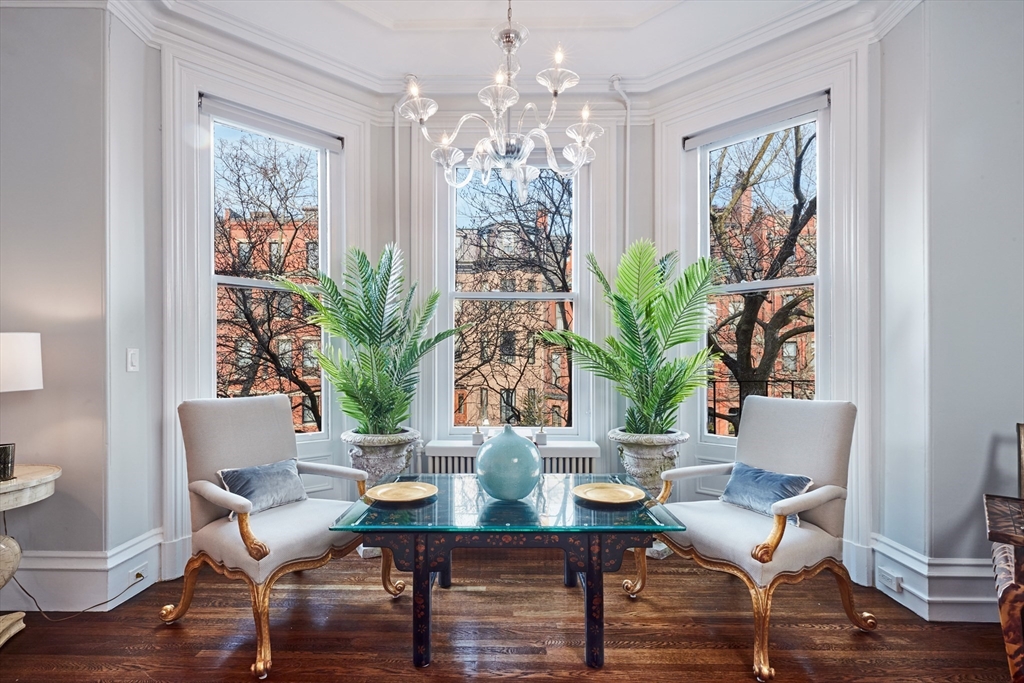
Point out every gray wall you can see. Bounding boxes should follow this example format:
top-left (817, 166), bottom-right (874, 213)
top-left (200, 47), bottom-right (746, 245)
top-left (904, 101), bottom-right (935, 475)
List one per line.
top-left (0, 8), bottom-right (107, 552)
top-left (924, 0), bottom-right (1023, 558)
top-left (881, 0), bottom-right (1024, 560)
top-left (0, 8), bottom-right (163, 560)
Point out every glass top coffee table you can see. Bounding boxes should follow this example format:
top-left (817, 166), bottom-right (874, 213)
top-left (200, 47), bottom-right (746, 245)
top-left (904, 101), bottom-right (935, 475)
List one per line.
top-left (331, 472), bottom-right (685, 668)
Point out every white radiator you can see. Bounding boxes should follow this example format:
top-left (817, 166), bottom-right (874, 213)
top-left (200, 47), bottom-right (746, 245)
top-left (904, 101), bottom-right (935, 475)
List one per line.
top-left (426, 455), bottom-right (593, 474)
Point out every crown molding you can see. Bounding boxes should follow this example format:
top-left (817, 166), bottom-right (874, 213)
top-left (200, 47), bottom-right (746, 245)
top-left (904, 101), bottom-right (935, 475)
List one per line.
top-left (158, 0), bottom-right (389, 93)
top-left (1, 0), bottom-right (923, 102)
top-left (337, 0), bottom-right (680, 32)
top-left (868, 0), bottom-right (921, 43)
top-left (624, 0), bottom-right (860, 93)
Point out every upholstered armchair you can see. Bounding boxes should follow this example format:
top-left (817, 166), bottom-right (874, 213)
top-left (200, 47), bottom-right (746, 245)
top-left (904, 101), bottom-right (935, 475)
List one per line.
top-left (638, 396), bottom-right (877, 680)
top-left (160, 396), bottom-right (368, 679)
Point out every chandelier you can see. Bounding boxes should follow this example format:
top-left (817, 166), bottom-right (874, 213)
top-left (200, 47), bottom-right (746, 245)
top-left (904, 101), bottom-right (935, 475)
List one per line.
top-left (398, 0), bottom-right (603, 201)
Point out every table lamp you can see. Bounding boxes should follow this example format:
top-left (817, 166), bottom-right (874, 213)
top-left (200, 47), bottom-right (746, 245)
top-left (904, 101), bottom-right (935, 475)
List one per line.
top-left (0, 333), bottom-right (44, 481)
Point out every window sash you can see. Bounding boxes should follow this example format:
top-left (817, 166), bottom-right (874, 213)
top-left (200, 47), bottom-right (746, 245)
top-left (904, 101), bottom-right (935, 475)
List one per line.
top-left (696, 108), bottom-right (828, 447)
top-left (206, 108), bottom-right (332, 439)
top-left (431, 156), bottom-right (594, 440)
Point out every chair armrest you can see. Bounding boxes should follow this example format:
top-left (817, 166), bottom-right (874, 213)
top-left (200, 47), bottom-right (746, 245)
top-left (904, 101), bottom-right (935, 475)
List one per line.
top-left (189, 480), bottom-right (252, 515)
top-left (656, 463), bottom-right (735, 503)
top-left (296, 461), bottom-right (370, 496)
top-left (752, 486), bottom-right (847, 564)
top-left (187, 480), bottom-right (268, 561)
top-left (770, 485), bottom-right (846, 518)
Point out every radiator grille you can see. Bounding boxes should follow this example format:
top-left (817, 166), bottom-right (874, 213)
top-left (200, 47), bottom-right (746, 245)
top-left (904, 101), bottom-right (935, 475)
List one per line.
top-left (426, 455), bottom-right (593, 475)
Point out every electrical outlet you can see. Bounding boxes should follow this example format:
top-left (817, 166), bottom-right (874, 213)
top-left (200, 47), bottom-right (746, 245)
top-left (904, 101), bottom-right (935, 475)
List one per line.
top-left (877, 566), bottom-right (903, 593)
top-left (130, 562), bottom-right (149, 583)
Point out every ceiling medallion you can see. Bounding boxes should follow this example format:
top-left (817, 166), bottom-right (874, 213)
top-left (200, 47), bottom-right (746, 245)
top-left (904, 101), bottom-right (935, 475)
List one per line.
top-left (399, 0), bottom-right (603, 200)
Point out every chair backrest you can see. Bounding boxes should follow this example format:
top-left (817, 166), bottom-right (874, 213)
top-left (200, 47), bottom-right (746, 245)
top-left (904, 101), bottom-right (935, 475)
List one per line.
top-left (735, 396), bottom-right (857, 538)
top-left (178, 395), bottom-right (298, 532)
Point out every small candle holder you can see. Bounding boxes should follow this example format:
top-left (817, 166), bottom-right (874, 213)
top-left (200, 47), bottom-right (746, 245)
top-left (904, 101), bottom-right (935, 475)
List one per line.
top-left (533, 425), bottom-right (547, 446)
top-left (472, 425), bottom-right (485, 446)
top-left (0, 443), bottom-right (14, 481)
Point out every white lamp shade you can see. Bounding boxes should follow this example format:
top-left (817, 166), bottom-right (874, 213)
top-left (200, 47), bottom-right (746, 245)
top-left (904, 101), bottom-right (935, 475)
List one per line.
top-left (0, 333), bottom-right (43, 392)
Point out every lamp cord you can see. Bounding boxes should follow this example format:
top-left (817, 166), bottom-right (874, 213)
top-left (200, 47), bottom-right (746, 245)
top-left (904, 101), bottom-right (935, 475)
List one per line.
top-left (2, 511), bottom-right (145, 622)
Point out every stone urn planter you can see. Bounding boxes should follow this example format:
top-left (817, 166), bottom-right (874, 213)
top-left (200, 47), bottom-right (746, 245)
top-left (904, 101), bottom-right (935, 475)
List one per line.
top-left (342, 427), bottom-right (421, 486)
top-left (608, 428), bottom-right (690, 496)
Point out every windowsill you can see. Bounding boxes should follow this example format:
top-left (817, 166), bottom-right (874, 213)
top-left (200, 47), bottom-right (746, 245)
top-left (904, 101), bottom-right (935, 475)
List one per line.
top-left (425, 439), bottom-right (600, 458)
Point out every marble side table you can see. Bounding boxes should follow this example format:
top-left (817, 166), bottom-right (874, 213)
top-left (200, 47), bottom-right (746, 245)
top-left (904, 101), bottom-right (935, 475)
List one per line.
top-left (0, 464), bottom-right (61, 648)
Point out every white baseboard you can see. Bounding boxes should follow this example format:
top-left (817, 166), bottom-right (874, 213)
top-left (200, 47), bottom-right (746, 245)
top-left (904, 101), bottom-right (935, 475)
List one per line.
top-left (843, 538), bottom-right (874, 586)
top-left (0, 528), bottom-right (163, 613)
top-left (871, 533), bottom-right (997, 622)
top-left (160, 533), bottom-right (192, 581)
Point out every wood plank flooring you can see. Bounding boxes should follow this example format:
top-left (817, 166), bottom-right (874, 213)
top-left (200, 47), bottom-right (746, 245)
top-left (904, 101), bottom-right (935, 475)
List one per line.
top-left (0, 548), bottom-right (1008, 682)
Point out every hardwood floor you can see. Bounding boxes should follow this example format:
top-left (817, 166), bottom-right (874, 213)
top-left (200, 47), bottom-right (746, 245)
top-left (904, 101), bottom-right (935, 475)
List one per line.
top-left (0, 548), bottom-right (1007, 682)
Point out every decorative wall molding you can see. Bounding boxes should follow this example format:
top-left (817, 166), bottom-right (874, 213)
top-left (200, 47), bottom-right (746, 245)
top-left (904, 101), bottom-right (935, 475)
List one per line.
top-left (0, 529), bottom-right (162, 612)
top-left (160, 40), bottom-right (374, 580)
top-left (653, 30), bottom-right (879, 594)
top-left (872, 534), bottom-right (997, 622)
top-left (0, 0), bottom-right (919, 99)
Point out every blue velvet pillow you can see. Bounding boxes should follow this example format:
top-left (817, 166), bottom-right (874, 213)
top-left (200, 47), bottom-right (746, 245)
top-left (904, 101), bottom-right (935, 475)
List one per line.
top-left (720, 461), bottom-right (813, 526)
top-left (218, 458), bottom-right (307, 519)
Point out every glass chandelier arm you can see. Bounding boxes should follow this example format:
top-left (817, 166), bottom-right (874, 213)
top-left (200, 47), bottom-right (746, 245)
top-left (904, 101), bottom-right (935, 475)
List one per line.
top-left (516, 96), bottom-right (558, 135)
top-left (419, 113), bottom-right (497, 148)
top-left (525, 127), bottom-right (580, 176)
top-left (444, 165), bottom-right (477, 188)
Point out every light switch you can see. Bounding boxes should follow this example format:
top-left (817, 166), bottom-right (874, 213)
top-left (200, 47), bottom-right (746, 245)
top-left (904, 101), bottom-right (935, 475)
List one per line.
top-left (127, 348), bottom-right (140, 372)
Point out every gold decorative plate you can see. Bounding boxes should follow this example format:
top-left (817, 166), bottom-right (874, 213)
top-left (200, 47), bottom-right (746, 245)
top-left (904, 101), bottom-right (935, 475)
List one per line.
top-left (572, 482), bottom-right (645, 504)
top-left (365, 482), bottom-right (438, 503)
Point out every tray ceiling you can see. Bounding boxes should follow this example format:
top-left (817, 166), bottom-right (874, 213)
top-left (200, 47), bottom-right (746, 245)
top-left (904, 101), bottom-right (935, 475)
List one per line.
top-left (155, 0), bottom-right (889, 94)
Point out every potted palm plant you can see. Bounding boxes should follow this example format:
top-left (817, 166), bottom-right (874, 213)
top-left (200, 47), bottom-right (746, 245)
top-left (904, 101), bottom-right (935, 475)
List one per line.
top-left (539, 240), bottom-right (719, 493)
top-left (282, 243), bottom-right (461, 483)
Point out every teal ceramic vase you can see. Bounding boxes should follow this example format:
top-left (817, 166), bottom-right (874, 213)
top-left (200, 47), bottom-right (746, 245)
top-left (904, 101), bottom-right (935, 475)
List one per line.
top-left (476, 425), bottom-right (542, 501)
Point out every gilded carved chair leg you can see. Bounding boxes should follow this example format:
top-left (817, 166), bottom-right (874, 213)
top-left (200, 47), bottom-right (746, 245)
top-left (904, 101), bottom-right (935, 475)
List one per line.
top-left (622, 547), bottom-right (648, 598)
top-left (749, 583), bottom-right (777, 682)
top-left (159, 555), bottom-right (204, 623)
top-left (381, 548), bottom-right (406, 597)
top-left (827, 560), bottom-right (878, 631)
top-left (248, 580), bottom-right (273, 680)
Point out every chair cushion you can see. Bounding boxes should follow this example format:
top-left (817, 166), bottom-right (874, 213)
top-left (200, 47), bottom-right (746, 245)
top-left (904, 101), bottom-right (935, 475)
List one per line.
top-left (720, 461), bottom-right (813, 526)
top-left (218, 458), bottom-right (308, 520)
top-left (192, 498), bottom-right (359, 584)
top-left (662, 500), bottom-right (842, 587)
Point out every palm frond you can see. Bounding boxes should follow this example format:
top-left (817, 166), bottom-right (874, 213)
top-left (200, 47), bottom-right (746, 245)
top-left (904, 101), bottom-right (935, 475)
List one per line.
top-left (281, 242), bottom-right (456, 435)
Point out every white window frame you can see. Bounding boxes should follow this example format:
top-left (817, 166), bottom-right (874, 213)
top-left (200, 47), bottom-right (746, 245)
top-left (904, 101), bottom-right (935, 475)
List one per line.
top-left (689, 98), bottom-right (833, 487)
top-left (198, 96), bottom-right (341, 450)
top-left (431, 160), bottom-right (595, 441)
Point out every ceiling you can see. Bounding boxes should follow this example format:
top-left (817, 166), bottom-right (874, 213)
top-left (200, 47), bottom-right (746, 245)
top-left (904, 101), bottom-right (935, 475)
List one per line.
top-left (154, 0), bottom-right (894, 95)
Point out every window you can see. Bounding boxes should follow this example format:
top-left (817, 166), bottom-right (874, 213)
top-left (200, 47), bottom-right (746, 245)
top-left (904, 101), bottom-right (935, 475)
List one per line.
top-left (269, 241), bottom-right (283, 272)
top-left (500, 331), bottom-right (516, 364)
top-left (237, 240), bottom-right (252, 269)
top-left (454, 389), bottom-right (468, 420)
top-left (451, 169), bottom-right (574, 428)
top-left (479, 388), bottom-right (490, 424)
top-left (702, 114), bottom-right (820, 436)
top-left (211, 116), bottom-right (330, 434)
top-left (306, 240), bottom-right (319, 273)
top-left (550, 352), bottom-right (563, 381)
top-left (781, 340), bottom-right (798, 374)
top-left (302, 340), bottom-right (319, 377)
top-left (278, 338), bottom-right (293, 369)
top-left (301, 396), bottom-right (316, 424)
top-left (500, 388), bottom-right (517, 424)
